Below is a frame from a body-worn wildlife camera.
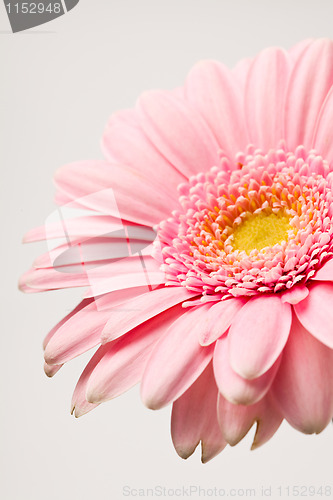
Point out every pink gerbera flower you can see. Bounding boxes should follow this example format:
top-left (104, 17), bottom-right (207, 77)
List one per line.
top-left (20, 38), bottom-right (333, 463)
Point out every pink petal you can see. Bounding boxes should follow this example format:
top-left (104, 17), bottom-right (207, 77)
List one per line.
top-left (137, 90), bottom-right (220, 179)
top-left (141, 305), bottom-right (214, 410)
top-left (214, 335), bottom-right (281, 405)
top-left (185, 60), bottom-right (248, 158)
top-left (285, 39), bottom-right (333, 150)
top-left (54, 160), bottom-right (176, 226)
top-left (86, 305), bottom-right (185, 404)
top-left (198, 297), bottom-right (245, 346)
top-left (23, 215), bottom-right (125, 243)
top-left (217, 392), bottom-right (282, 447)
top-left (83, 284), bottom-right (155, 300)
top-left (218, 394), bottom-right (257, 446)
top-left (83, 254), bottom-right (165, 297)
top-left (44, 303), bottom-right (111, 366)
top-left (281, 285), bottom-right (309, 305)
top-left (288, 39), bottom-right (313, 62)
top-left (43, 291), bottom-right (154, 366)
top-left (313, 86), bottom-right (333, 164)
top-left (294, 282), bottom-right (333, 348)
top-left (84, 272), bottom-right (165, 298)
top-left (19, 266), bottom-right (89, 292)
top-left (71, 346), bottom-right (109, 417)
top-left (272, 314), bottom-right (333, 434)
top-left (171, 363), bottom-right (226, 463)
top-left (228, 295), bottom-right (292, 379)
top-left (102, 108), bottom-right (185, 187)
top-left (43, 298), bottom-right (93, 349)
top-left (101, 286), bottom-right (198, 343)
top-left (20, 255), bottom-right (165, 294)
top-left (245, 47), bottom-right (291, 150)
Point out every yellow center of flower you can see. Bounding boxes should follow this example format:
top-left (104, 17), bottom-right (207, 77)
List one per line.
top-left (232, 211), bottom-right (291, 254)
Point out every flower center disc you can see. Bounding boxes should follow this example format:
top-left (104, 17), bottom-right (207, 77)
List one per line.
top-left (231, 211), bottom-right (291, 254)
top-left (157, 144), bottom-right (333, 298)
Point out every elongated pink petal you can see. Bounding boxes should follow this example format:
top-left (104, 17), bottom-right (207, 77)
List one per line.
top-left (71, 345), bottom-right (110, 417)
top-left (87, 305), bottom-right (185, 404)
top-left (43, 298), bottom-right (93, 350)
top-left (232, 57), bottom-right (252, 89)
top-left (44, 308), bottom-right (109, 366)
top-left (83, 284), bottom-right (154, 300)
top-left (44, 292), bottom-right (145, 365)
top-left (294, 282), bottom-right (333, 348)
top-left (171, 363), bottom-right (226, 463)
top-left (102, 286), bottom-right (197, 342)
top-left (272, 314), bottom-right (333, 433)
top-left (185, 61), bottom-right (248, 158)
top-left (19, 266), bottom-right (89, 292)
top-left (281, 285), bottom-right (309, 304)
top-left (137, 90), bottom-right (220, 178)
top-left (288, 39), bottom-right (313, 62)
top-left (83, 254), bottom-right (165, 297)
top-left (285, 39), bottom-right (333, 150)
top-left (102, 108), bottom-right (186, 186)
top-left (245, 47), bottom-right (291, 150)
top-left (228, 295), bottom-right (292, 379)
top-left (218, 394), bottom-right (257, 446)
top-left (313, 86), bottom-right (333, 164)
top-left (214, 335), bottom-right (281, 405)
top-left (141, 305), bottom-right (214, 410)
top-left (20, 255), bottom-right (165, 294)
top-left (198, 297), bottom-right (246, 346)
top-left (23, 215), bottom-right (125, 243)
top-left (54, 160), bottom-right (176, 226)
top-left (83, 272), bottom-right (165, 298)
top-left (217, 392), bottom-right (282, 447)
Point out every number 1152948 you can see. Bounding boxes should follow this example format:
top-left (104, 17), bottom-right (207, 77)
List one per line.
top-left (5, 3), bottom-right (62, 14)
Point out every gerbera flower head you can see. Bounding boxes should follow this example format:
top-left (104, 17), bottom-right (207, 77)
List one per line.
top-left (20, 38), bottom-right (333, 463)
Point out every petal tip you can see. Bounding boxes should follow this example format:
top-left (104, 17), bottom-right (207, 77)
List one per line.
top-left (175, 446), bottom-right (196, 461)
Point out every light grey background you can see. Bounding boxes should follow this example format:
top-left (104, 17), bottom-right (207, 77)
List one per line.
top-left (1, 1), bottom-right (333, 499)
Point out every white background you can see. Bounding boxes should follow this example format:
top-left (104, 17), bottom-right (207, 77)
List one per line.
top-left (1, 1), bottom-right (333, 499)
